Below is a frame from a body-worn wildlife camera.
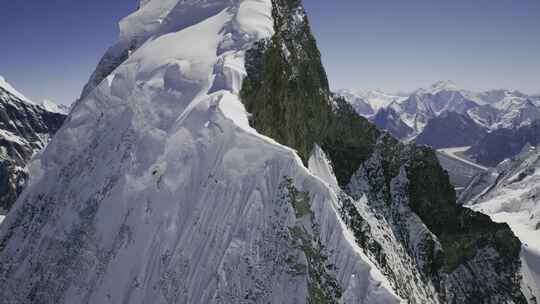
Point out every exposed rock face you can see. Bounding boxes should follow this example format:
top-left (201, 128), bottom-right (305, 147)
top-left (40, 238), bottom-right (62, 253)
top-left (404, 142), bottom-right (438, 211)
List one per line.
top-left (371, 107), bottom-right (415, 140)
top-left (241, 1), bottom-right (529, 303)
top-left (0, 83), bottom-right (66, 212)
top-left (0, 1), bottom-right (399, 303)
top-left (435, 151), bottom-right (486, 190)
top-left (460, 145), bottom-right (540, 302)
top-left (415, 112), bottom-right (488, 149)
top-left (467, 120), bottom-right (540, 167)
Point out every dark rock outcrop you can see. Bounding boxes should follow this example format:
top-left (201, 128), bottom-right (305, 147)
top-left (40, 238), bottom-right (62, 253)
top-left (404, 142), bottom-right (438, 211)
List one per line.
top-left (241, 1), bottom-right (528, 302)
top-left (0, 86), bottom-right (66, 212)
top-left (415, 112), bottom-right (487, 149)
top-left (467, 120), bottom-right (540, 167)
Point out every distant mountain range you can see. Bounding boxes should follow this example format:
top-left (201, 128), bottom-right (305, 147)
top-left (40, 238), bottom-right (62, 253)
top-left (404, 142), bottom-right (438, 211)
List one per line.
top-left (336, 89), bottom-right (406, 118)
top-left (415, 111), bottom-right (487, 149)
top-left (340, 82), bottom-right (540, 169)
top-left (339, 81), bottom-right (540, 142)
top-left (466, 120), bottom-right (540, 167)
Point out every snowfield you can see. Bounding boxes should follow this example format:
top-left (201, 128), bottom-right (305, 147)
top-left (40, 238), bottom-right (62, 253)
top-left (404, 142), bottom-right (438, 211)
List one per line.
top-left (462, 146), bottom-right (540, 302)
top-left (0, 0), bottom-right (400, 303)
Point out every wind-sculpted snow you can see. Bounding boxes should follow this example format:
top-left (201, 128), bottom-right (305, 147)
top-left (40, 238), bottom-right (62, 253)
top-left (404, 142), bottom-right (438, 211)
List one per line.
top-left (0, 1), bottom-right (399, 303)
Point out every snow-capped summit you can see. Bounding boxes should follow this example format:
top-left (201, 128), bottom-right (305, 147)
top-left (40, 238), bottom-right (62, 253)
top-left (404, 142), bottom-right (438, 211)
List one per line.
top-left (0, 1), bottom-right (399, 303)
top-left (39, 99), bottom-right (70, 115)
top-left (464, 89), bottom-right (529, 106)
top-left (467, 90), bottom-right (540, 130)
top-left (415, 80), bottom-right (459, 95)
top-left (0, 1), bottom-right (532, 303)
top-left (378, 81), bottom-right (478, 139)
top-left (336, 88), bottom-right (404, 117)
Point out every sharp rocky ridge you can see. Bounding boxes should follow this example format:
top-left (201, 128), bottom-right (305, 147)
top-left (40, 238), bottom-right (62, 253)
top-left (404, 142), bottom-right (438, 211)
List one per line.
top-left (0, 1), bottom-right (534, 304)
top-left (0, 76), bottom-right (66, 215)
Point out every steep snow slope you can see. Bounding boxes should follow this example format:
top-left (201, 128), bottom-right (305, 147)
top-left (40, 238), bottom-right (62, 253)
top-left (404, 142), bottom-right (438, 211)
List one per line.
top-left (0, 1), bottom-right (399, 303)
top-left (0, 1), bottom-right (531, 303)
top-left (0, 76), bottom-right (66, 212)
top-left (461, 145), bottom-right (540, 302)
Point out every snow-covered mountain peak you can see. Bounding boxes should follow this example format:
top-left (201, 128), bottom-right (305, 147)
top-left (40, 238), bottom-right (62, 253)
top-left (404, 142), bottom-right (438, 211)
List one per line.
top-left (0, 1), bottom-right (532, 302)
top-left (336, 88), bottom-right (405, 117)
top-left (39, 99), bottom-right (70, 115)
top-left (354, 88), bottom-right (400, 103)
top-left (0, 1), bottom-right (403, 302)
top-left (416, 80), bottom-right (459, 95)
top-left (354, 79), bottom-right (540, 140)
top-left (0, 74), bottom-right (34, 104)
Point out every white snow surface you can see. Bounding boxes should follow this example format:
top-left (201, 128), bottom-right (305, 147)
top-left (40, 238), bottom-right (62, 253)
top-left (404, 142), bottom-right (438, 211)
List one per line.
top-left (337, 89), bottom-right (405, 118)
top-left (0, 1), bottom-right (399, 303)
top-left (463, 147), bottom-right (540, 302)
top-left (39, 99), bottom-right (70, 114)
top-left (0, 74), bottom-right (34, 104)
top-left (415, 80), bottom-right (459, 95)
top-left (308, 144), bottom-right (340, 192)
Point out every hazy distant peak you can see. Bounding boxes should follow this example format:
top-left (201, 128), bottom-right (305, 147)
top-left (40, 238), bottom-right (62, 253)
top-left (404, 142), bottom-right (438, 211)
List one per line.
top-left (39, 99), bottom-right (70, 115)
top-left (415, 80), bottom-right (459, 95)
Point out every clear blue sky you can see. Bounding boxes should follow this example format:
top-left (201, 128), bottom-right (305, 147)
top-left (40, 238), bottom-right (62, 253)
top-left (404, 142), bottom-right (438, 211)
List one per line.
top-left (0, 0), bottom-right (539, 105)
